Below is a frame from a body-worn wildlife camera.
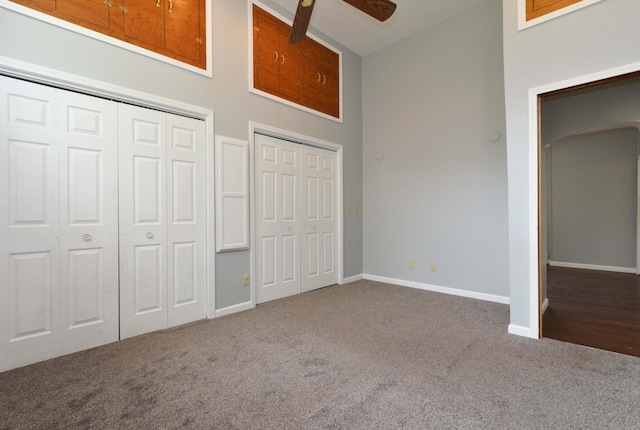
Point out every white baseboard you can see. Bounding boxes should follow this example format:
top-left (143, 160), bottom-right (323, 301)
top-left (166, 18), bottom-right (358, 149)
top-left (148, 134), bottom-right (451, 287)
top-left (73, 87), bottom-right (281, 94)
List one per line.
top-left (341, 274), bottom-right (364, 284)
top-left (542, 297), bottom-right (549, 314)
top-left (508, 324), bottom-right (535, 338)
top-left (549, 260), bottom-right (636, 274)
top-left (214, 301), bottom-right (254, 318)
top-left (362, 274), bottom-right (510, 305)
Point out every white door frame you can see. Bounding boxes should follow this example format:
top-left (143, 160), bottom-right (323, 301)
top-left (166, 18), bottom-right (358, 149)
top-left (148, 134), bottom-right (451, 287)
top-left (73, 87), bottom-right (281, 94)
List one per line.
top-left (0, 55), bottom-right (217, 319)
top-left (249, 121), bottom-right (344, 308)
top-left (526, 60), bottom-right (640, 339)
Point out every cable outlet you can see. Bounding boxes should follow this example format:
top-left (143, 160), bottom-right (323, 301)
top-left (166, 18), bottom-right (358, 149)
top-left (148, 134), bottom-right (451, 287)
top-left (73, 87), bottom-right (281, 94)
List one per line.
top-left (409, 260), bottom-right (415, 269)
top-left (430, 262), bottom-right (437, 272)
top-left (242, 273), bottom-right (250, 286)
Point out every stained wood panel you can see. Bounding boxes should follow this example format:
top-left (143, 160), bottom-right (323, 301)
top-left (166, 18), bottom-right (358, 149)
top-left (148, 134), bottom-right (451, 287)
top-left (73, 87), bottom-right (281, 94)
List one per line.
top-left (9, 0), bottom-right (206, 69)
top-left (252, 4), bottom-right (340, 119)
top-left (526, 0), bottom-right (582, 21)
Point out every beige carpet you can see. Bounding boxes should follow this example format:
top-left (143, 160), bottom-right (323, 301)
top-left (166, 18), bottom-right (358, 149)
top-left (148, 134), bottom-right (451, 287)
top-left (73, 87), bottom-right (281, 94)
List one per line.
top-left (1, 280), bottom-right (639, 429)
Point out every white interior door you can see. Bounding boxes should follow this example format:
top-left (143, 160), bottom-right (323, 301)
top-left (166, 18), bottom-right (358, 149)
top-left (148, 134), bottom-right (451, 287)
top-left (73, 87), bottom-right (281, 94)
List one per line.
top-left (0, 77), bottom-right (119, 371)
top-left (166, 113), bottom-right (206, 327)
top-left (58, 90), bottom-right (119, 352)
top-left (255, 134), bottom-right (301, 304)
top-left (118, 104), bottom-right (168, 339)
top-left (301, 146), bottom-right (338, 292)
top-left (119, 105), bottom-right (206, 338)
top-left (0, 77), bottom-right (61, 371)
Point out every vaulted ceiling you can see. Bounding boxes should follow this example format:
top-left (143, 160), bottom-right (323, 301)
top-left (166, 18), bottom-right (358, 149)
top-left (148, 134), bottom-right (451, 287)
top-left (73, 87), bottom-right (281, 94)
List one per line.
top-left (269, 0), bottom-right (487, 57)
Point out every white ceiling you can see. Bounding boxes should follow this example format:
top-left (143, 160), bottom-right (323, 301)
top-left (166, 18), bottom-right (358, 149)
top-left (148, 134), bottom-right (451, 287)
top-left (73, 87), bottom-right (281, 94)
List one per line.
top-left (269, 0), bottom-right (488, 57)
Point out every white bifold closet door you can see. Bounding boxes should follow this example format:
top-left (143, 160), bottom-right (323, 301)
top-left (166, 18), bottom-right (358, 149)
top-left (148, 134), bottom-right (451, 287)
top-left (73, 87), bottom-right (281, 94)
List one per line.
top-left (255, 134), bottom-right (338, 304)
top-left (0, 77), bottom-right (119, 371)
top-left (118, 104), bottom-right (206, 339)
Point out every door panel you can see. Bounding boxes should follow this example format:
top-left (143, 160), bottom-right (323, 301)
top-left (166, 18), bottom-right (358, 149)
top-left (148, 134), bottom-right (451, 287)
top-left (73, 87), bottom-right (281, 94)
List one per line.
top-left (0, 77), bottom-right (61, 371)
top-left (166, 113), bottom-right (206, 327)
top-left (255, 134), bottom-right (301, 303)
top-left (119, 105), bottom-right (168, 339)
top-left (58, 90), bottom-right (119, 353)
top-left (301, 146), bottom-right (338, 292)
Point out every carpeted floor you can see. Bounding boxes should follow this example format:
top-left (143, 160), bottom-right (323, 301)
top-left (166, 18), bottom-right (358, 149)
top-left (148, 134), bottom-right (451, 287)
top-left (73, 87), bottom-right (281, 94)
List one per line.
top-left (1, 280), bottom-right (639, 429)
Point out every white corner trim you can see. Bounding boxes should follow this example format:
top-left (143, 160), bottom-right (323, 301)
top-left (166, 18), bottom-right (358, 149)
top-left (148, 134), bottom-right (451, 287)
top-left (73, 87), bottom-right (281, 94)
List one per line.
top-left (508, 324), bottom-right (536, 338)
top-left (362, 274), bottom-right (510, 305)
top-left (341, 274), bottom-right (363, 284)
top-left (548, 260), bottom-right (636, 274)
top-left (214, 301), bottom-right (255, 318)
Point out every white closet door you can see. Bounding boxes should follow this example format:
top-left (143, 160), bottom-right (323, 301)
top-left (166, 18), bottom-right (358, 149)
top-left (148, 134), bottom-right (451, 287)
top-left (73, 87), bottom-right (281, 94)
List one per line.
top-left (58, 90), bottom-right (119, 352)
top-left (255, 134), bottom-right (301, 304)
top-left (166, 114), bottom-right (206, 327)
top-left (301, 146), bottom-right (338, 292)
top-left (118, 105), bottom-right (168, 339)
top-left (0, 77), bottom-right (61, 371)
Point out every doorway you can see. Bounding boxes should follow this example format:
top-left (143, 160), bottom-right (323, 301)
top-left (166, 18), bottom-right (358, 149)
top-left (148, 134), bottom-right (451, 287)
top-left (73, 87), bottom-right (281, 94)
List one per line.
top-left (538, 73), bottom-right (640, 356)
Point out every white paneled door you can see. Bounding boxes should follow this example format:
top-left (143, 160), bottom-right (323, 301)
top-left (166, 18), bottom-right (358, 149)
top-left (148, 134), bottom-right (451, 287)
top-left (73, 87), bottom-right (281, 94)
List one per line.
top-left (118, 105), bottom-right (206, 339)
top-left (301, 146), bottom-right (338, 292)
top-left (255, 134), bottom-right (338, 304)
top-left (0, 77), bottom-right (119, 371)
top-left (1, 75), bottom-right (208, 371)
top-left (255, 134), bottom-right (301, 303)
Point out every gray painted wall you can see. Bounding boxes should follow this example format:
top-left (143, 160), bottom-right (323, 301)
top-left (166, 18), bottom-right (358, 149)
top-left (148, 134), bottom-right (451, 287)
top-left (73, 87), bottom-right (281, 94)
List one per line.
top-left (362, 0), bottom-right (508, 298)
top-left (0, 0), bottom-right (364, 310)
top-left (550, 129), bottom-right (638, 268)
top-left (503, 0), bottom-right (640, 331)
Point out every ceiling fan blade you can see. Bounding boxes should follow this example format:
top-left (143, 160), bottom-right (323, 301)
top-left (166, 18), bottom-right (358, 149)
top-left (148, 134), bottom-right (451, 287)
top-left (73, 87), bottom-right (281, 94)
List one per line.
top-left (342, 0), bottom-right (397, 22)
top-left (289, 0), bottom-right (316, 44)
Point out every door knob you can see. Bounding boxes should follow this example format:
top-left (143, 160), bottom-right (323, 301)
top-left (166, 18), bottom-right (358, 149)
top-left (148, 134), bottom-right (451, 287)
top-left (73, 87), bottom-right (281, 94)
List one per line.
top-left (83, 234), bottom-right (92, 241)
top-left (146, 232), bottom-right (154, 239)
top-left (288, 226), bottom-right (293, 232)
top-left (312, 225), bottom-right (317, 230)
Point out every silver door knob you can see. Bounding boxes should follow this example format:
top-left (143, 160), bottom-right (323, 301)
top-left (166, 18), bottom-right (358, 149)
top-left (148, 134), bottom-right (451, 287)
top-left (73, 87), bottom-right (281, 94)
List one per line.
top-left (288, 226), bottom-right (293, 232)
top-left (312, 225), bottom-right (317, 230)
top-left (83, 234), bottom-right (92, 241)
top-left (146, 232), bottom-right (154, 239)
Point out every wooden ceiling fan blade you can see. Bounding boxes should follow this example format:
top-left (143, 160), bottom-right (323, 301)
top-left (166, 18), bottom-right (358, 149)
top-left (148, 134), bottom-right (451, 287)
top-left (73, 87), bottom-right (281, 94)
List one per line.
top-left (289, 0), bottom-right (316, 44)
top-left (342, 0), bottom-right (397, 22)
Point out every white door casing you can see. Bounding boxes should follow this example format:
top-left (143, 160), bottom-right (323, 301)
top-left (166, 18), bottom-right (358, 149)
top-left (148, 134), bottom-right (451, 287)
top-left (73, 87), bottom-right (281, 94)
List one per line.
top-left (255, 134), bottom-right (301, 304)
top-left (301, 145), bottom-right (338, 292)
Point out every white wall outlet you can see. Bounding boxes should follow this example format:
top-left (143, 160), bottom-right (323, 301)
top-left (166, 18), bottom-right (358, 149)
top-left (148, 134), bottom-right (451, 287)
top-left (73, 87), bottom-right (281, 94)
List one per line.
top-left (430, 262), bottom-right (437, 271)
top-left (242, 273), bottom-right (250, 286)
top-left (409, 260), bottom-right (415, 269)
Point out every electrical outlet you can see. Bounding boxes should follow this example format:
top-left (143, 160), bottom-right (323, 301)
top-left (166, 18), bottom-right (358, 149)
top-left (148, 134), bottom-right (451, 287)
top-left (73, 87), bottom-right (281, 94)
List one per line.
top-left (354, 205), bottom-right (359, 215)
top-left (242, 273), bottom-right (250, 286)
top-left (347, 206), bottom-right (352, 215)
top-left (430, 262), bottom-right (437, 272)
top-left (409, 260), bottom-right (415, 269)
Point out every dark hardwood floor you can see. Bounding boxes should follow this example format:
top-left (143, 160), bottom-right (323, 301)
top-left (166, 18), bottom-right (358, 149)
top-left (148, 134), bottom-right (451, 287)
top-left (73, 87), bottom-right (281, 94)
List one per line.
top-left (542, 266), bottom-right (640, 357)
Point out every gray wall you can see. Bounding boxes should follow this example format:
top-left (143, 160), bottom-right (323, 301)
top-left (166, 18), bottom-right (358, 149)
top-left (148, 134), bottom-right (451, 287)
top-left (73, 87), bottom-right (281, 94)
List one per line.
top-left (503, 0), bottom-right (640, 332)
top-left (550, 129), bottom-right (638, 268)
top-left (362, 0), bottom-right (508, 297)
top-left (0, 0), bottom-right (364, 310)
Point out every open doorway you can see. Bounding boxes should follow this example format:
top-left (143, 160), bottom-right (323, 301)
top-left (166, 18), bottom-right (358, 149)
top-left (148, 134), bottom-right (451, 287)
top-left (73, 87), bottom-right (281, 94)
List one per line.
top-left (539, 73), bottom-right (640, 357)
